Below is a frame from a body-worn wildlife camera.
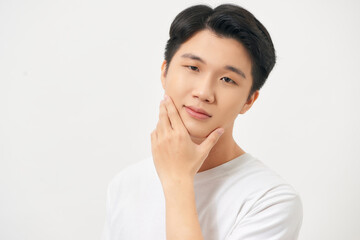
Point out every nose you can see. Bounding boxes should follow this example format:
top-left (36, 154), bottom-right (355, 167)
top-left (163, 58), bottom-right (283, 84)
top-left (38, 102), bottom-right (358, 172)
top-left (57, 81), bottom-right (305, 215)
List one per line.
top-left (192, 74), bottom-right (215, 103)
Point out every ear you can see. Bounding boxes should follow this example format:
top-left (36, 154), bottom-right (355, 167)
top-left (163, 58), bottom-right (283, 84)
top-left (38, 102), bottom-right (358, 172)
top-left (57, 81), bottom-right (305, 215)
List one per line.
top-left (239, 90), bottom-right (260, 114)
top-left (160, 60), bottom-right (167, 90)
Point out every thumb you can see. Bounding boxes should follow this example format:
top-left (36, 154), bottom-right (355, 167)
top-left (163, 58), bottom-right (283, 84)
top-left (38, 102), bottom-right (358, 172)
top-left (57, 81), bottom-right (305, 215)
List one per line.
top-left (199, 128), bottom-right (224, 157)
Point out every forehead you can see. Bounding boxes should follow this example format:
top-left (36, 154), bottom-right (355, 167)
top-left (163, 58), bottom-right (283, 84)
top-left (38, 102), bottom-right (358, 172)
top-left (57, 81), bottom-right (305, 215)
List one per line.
top-left (173, 29), bottom-right (252, 72)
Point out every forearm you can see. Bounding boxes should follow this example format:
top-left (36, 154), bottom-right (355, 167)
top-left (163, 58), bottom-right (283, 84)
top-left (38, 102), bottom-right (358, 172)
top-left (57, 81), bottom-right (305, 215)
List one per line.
top-left (163, 178), bottom-right (204, 240)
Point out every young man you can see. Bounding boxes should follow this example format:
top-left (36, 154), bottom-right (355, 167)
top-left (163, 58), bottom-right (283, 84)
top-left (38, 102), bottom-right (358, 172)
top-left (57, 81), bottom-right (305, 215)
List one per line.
top-left (102, 4), bottom-right (302, 240)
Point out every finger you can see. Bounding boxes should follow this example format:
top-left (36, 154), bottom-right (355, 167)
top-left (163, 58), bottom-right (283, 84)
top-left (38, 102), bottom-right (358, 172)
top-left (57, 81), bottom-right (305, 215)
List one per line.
top-left (150, 129), bottom-right (157, 145)
top-left (150, 129), bottom-right (158, 155)
top-left (157, 100), bottom-right (172, 134)
top-left (199, 128), bottom-right (224, 158)
top-left (163, 95), bottom-right (187, 132)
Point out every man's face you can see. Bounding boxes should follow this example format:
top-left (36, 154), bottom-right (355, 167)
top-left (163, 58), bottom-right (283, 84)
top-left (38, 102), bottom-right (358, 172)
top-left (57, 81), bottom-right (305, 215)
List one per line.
top-left (161, 29), bottom-right (258, 139)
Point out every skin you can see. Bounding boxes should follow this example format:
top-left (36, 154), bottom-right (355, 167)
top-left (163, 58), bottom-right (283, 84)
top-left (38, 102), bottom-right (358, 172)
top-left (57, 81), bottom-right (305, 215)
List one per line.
top-left (151, 29), bottom-right (259, 239)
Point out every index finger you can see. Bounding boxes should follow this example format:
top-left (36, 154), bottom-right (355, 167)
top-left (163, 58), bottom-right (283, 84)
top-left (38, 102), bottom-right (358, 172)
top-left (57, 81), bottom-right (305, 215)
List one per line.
top-left (164, 95), bottom-right (187, 132)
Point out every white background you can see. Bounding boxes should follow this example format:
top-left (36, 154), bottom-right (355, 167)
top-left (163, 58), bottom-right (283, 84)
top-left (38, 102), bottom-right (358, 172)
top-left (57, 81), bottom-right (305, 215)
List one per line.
top-left (1, 0), bottom-right (359, 239)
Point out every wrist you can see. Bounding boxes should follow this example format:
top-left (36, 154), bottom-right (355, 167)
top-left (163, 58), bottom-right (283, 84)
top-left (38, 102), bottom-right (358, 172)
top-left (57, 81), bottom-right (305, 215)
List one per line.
top-left (162, 176), bottom-right (194, 194)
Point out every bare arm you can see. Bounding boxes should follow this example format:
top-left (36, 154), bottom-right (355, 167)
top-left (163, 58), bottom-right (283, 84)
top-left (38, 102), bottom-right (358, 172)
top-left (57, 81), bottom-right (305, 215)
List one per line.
top-left (150, 95), bottom-right (223, 240)
top-left (163, 178), bottom-right (203, 240)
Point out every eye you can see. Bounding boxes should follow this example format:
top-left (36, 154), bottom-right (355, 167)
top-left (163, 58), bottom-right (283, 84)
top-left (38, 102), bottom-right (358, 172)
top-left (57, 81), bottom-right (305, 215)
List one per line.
top-left (186, 65), bottom-right (199, 72)
top-left (221, 77), bottom-right (237, 85)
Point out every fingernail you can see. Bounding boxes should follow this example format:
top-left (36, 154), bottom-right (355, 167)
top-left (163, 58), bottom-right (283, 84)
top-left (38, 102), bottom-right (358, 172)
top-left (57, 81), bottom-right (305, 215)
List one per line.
top-left (217, 128), bottom-right (224, 135)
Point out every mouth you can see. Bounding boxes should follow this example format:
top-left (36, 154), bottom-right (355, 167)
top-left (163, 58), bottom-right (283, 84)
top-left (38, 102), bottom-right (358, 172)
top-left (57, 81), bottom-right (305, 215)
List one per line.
top-left (184, 105), bottom-right (212, 120)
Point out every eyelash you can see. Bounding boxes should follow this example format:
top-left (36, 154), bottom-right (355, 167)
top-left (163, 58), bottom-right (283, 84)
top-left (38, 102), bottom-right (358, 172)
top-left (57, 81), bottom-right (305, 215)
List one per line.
top-left (185, 65), bottom-right (237, 85)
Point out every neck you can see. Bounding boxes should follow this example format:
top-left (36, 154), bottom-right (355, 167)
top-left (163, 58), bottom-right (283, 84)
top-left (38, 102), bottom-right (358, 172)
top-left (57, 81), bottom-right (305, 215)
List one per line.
top-left (190, 129), bottom-right (245, 173)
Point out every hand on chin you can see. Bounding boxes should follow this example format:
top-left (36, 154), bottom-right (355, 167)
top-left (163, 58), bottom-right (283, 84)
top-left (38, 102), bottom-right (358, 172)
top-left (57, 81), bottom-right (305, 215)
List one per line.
top-left (187, 128), bottom-right (213, 145)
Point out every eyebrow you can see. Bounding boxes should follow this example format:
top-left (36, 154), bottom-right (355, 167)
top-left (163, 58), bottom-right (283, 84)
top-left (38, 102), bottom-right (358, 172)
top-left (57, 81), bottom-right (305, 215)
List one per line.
top-left (181, 53), bottom-right (246, 79)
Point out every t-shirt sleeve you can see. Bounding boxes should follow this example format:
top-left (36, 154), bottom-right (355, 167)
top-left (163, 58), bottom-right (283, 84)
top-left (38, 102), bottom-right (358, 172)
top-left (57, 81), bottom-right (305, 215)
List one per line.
top-left (227, 184), bottom-right (303, 240)
top-left (101, 172), bottom-right (124, 240)
top-left (101, 179), bottom-right (113, 240)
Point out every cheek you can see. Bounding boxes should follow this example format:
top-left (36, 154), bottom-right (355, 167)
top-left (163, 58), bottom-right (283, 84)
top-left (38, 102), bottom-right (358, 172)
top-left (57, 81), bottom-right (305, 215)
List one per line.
top-left (167, 66), bottom-right (194, 86)
top-left (220, 99), bottom-right (244, 119)
top-left (166, 76), bottom-right (192, 99)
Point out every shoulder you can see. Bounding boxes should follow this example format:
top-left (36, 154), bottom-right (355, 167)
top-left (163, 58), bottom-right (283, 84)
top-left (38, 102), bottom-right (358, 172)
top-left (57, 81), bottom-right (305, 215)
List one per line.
top-left (243, 154), bottom-right (303, 222)
top-left (106, 156), bottom-right (156, 197)
top-left (228, 154), bottom-right (303, 239)
top-left (111, 157), bottom-right (153, 181)
top-left (232, 185), bottom-right (303, 239)
top-left (235, 154), bottom-right (299, 196)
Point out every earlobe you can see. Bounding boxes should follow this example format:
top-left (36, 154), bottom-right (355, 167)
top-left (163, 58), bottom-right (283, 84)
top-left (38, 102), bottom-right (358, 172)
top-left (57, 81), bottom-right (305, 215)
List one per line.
top-left (239, 90), bottom-right (260, 114)
top-left (160, 60), bottom-right (167, 90)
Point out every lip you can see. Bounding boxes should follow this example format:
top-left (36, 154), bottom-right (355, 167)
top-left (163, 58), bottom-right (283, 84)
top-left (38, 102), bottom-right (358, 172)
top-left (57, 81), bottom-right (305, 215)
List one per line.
top-left (185, 106), bottom-right (212, 120)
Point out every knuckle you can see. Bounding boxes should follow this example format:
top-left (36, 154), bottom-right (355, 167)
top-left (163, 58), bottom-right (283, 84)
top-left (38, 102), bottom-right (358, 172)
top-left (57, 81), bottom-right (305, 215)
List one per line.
top-left (167, 107), bottom-right (175, 116)
top-left (164, 133), bottom-right (173, 142)
top-left (159, 110), bottom-right (167, 116)
top-left (167, 105), bottom-right (173, 112)
top-left (175, 132), bottom-right (185, 141)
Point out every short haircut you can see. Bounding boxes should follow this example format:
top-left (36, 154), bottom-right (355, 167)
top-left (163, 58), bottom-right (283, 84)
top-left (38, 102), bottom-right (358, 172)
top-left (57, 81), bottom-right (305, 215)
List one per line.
top-left (164, 4), bottom-right (276, 101)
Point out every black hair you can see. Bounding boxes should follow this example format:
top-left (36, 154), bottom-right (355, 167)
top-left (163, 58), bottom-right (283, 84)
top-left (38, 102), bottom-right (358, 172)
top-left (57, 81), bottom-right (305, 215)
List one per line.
top-left (164, 4), bottom-right (276, 101)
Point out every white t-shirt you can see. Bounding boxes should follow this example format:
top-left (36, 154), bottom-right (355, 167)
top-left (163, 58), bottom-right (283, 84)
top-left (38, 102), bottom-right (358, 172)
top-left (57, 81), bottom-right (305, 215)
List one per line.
top-left (101, 153), bottom-right (303, 240)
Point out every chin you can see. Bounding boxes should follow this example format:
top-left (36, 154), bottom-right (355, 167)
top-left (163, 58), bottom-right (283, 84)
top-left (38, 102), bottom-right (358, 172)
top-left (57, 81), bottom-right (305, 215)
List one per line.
top-left (179, 106), bottom-right (214, 138)
top-left (183, 121), bottom-right (211, 139)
